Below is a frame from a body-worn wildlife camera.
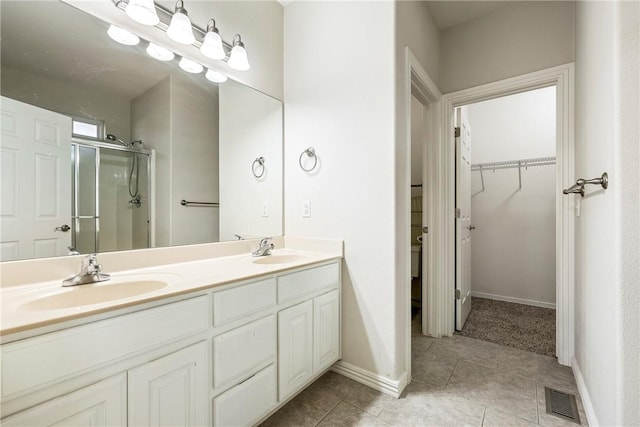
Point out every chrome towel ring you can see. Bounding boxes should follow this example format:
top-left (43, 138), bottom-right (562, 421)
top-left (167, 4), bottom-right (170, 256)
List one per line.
top-left (299, 147), bottom-right (317, 172)
top-left (252, 157), bottom-right (265, 178)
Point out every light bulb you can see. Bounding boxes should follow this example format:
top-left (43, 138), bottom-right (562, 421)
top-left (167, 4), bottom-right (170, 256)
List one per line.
top-left (179, 57), bottom-right (203, 74)
top-left (125, 0), bottom-right (159, 26)
top-left (146, 43), bottom-right (174, 61)
top-left (206, 69), bottom-right (228, 83)
top-left (107, 25), bottom-right (140, 46)
top-left (227, 35), bottom-right (250, 71)
top-left (200, 20), bottom-right (225, 60)
top-left (167, 1), bottom-right (195, 45)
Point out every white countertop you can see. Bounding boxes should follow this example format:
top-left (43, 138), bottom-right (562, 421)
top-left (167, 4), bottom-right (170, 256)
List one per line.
top-left (1, 247), bottom-right (342, 337)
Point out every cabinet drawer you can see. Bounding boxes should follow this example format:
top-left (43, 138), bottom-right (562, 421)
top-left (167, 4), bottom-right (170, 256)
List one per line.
top-left (213, 278), bottom-right (276, 326)
top-left (213, 315), bottom-right (276, 389)
top-left (278, 263), bottom-right (339, 303)
top-left (1, 296), bottom-right (208, 400)
top-left (213, 364), bottom-right (276, 427)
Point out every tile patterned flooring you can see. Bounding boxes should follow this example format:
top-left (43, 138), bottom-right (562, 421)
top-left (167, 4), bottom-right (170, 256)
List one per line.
top-left (261, 330), bottom-right (587, 426)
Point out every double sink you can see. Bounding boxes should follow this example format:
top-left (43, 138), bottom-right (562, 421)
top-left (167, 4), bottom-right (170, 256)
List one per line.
top-left (14, 253), bottom-right (311, 312)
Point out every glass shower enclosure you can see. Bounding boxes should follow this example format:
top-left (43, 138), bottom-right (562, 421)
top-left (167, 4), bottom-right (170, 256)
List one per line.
top-left (71, 138), bottom-right (151, 254)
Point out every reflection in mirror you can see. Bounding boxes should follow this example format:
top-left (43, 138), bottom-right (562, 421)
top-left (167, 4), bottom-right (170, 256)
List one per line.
top-left (0, 1), bottom-right (283, 262)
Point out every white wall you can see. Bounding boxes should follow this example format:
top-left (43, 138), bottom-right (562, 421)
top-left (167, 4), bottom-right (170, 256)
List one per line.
top-left (284, 1), bottom-right (400, 381)
top-left (1, 65), bottom-right (131, 140)
top-left (170, 75), bottom-right (220, 246)
top-left (466, 87), bottom-right (556, 307)
top-left (440, 1), bottom-right (575, 93)
top-left (574, 2), bottom-right (640, 425)
top-left (219, 81), bottom-right (283, 241)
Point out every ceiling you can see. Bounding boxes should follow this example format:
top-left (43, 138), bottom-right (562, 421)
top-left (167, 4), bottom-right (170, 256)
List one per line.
top-left (425, 1), bottom-right (508, 30)
top-left (0, 1), bottom-right (213, 101)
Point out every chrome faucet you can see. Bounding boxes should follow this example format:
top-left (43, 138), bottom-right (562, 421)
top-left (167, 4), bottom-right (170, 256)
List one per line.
top-left (252, 237), bottom-right (274, 257)
top-left (63, 254), bottom-right (110, 287)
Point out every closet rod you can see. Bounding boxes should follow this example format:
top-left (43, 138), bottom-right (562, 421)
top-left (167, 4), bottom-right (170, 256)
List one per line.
top-left (471, 156), bottom-right (555, 172)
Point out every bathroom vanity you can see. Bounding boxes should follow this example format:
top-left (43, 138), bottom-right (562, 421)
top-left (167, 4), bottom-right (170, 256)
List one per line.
top-left (0, 240), bottom-right (342, 426)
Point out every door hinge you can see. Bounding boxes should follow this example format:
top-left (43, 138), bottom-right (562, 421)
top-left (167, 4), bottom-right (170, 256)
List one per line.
top-left (454, 127), bottom-right (461, 137)
top-left (455, 289), bottom-right (461, 300)
top-left (455, 208), bottom-right (461, 218)
top-left (422, 226), bottom-right (429, 234)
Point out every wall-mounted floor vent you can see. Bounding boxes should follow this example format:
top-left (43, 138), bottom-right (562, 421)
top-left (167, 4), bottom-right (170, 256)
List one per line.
top-left (545, 386), bottom-right (580, 424)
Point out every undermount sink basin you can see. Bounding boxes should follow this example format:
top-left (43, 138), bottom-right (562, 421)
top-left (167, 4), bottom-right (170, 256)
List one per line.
top-left (18, 279), bottom-right (170, 311)
top-left (252, 254), bottom-right (309, 265)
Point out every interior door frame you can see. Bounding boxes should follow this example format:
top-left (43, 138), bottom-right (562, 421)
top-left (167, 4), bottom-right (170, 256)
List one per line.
top-left (434, 63), bottom-right (575, 366)
top-left (403, 47), bottom-right (441, 384)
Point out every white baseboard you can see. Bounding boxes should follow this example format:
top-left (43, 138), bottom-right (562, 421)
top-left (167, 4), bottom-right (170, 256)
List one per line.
top-left (331, 361), bottom-right (407, 398)
top-left (572, 356), bottom-right (599, 426)
top-left (470, 291), bottom-right (556, 309)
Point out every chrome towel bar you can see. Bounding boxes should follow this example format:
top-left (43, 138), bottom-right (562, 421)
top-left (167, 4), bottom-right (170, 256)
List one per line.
top-left (180, 200), bottom-right (220, 207)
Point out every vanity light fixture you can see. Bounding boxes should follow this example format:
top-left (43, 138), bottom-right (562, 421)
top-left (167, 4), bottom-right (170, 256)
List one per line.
top-left (107, 25), bottom-right (140, 46)
top-left (146, 43), bottom-right (175, 61)
top-left (205, 69), bottom-right (228, 83)
top-left (125, 0), bottom-right (159, 26)
top-left (178, 57), bottom-right (203, 74)
top-left (200, 19), bottom-right (225, 60)
top-left (167, 0), bottom-right (195, 45)
top-left (227, 35), bottom-right (250, 71)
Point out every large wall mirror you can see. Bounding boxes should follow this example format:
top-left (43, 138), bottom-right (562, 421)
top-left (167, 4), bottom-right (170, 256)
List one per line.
top-left (0, 0), bottom-right (283, 262)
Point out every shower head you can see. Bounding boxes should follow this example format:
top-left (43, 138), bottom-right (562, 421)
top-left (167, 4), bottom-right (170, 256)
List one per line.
top-left (106, 133), bottom-right (130, 147)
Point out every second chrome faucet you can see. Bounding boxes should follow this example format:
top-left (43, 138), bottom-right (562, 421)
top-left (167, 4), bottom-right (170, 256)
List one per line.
top-left (252, 238), bottom-right (274, 257)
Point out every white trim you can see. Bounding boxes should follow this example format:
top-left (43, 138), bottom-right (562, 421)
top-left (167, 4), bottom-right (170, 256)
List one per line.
top-left (572, 357), bottom-right (599, 426)
top-left (435, 63), bottom-right (575, 366)
top-left (331, 361), bottom-right (408, 399)
top-left (402, 47), bottom-right (442, 388)
top-left (470, 291), bottom-right (556, 310)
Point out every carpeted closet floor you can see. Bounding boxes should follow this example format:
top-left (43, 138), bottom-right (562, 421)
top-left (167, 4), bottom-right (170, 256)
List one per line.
top-left (455, 297), bottom-right (556, 357)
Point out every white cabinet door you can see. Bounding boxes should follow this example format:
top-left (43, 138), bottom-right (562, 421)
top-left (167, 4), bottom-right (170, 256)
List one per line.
top-left (128, 342), bottom-right (208, 427)
top-left (314, 290), bottom-right (340, 374)
top-left (278, 300), bottom-right (313, 401)
top-left (1, 374), bottom-right (126, 427)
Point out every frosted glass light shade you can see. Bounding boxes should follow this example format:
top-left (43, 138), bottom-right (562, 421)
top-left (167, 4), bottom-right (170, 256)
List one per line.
top-left (206, 69), bottom-right (228, 83)
top-left (179, 57), bottom-right (203, 74)
top-left (200, 31), bottom-right (225, 60)
top-left (125, 0), bottom-right (159, 26)
top-left (167, 11), bottom-right (195, 45)
top-left (107, 25), bottom-right (140, 46)
top-left (227, 44), bottom-right (250, 71)
top-left (147, 43), bottom-right (174, 61)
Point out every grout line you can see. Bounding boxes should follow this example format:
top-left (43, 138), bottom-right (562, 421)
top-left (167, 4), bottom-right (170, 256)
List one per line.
top-left (444, 359), bottom-right (460, 388)
top-left (313, 400), bottom-right (341, 426)
top-left (480, 407), bottom-right (487, 426)
top-left (535, 381), bottom-right (540, 425)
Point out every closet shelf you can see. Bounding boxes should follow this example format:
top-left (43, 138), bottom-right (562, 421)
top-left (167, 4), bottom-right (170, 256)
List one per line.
top-left (471, 156), bottom-right (556, 191)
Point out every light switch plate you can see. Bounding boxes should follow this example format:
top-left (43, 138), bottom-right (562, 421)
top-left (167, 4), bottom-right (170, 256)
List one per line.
top-left (302, 200), bottom-right (311, 218)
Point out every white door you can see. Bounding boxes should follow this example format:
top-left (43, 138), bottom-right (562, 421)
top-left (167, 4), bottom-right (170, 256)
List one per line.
top-left (0, 96), bottom-right (72, 261)
top-left (128, 342), bottom-right (208, 427)
top-left (313, 289), bottom-right (340, 374)
top-left (278, 299), bottom-right (313, 401)
top-left (1, 374), bottom-right (126, 426)
top-left (455, 108), bottom-right (472, 330)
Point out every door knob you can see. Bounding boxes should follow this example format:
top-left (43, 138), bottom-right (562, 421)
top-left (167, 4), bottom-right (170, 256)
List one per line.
top-left (55, 224), bottom-right (71, 232)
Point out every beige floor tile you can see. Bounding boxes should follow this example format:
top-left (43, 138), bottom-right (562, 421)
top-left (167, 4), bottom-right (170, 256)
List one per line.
top-left (378, 381), bottom-right (485, 427)
top-left (482, 408), bottom-right (538, 426)
top-left (429, 335), bottom-right (498, 369)
top-left (317, 402), bottom-right (392, 427)
top-left (313, 371), bottom-right (392, 416)
top-left (445, 361), bottom-right (539, 423)
top-left (536, 383), bottom-right (588, 426)
top-left (496, 345), bottom-right (578, 393)
top-left (412, 348), bottom-right (457, 387)
top-left (260, 378), bottom-right (340, 427)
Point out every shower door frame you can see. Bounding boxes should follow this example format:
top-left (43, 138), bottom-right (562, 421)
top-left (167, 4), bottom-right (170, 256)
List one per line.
top-left (71, 137), bottom-right (153, 253)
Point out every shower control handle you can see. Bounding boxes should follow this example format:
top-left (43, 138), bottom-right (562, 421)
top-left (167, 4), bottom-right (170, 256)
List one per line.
top-left (467, 226), bottom-right (476, 230)
top-left (55, 224), bottom-right (71, 232)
